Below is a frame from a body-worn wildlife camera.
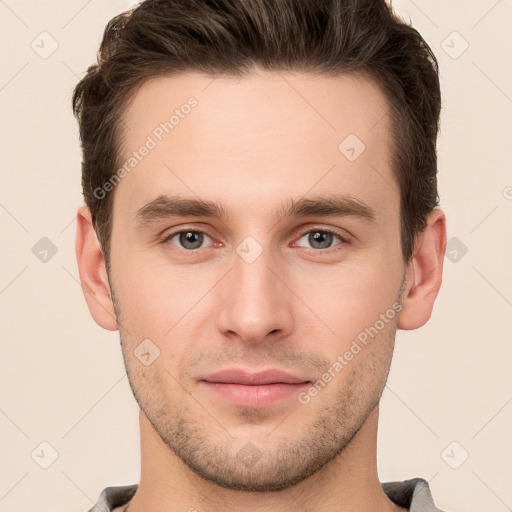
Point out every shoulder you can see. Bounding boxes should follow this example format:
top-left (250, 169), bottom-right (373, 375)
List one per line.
top-left (86, 484), bottom-right (138, 512)
top-left (382, 477), bottom-right (446, 511)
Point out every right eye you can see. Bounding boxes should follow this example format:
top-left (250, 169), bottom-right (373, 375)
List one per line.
top-left (162, 230), bottom-right (215, 251)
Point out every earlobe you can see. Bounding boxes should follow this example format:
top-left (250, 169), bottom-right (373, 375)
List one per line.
top-left (75, 205), bottom-right (118, 331)
top-left (397, 208), bottom-right (447, 330)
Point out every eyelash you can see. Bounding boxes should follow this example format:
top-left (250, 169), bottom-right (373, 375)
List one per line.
top-left (159, 227), bottom-right (350, 254)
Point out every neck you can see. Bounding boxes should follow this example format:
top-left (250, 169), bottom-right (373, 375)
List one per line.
top-left (126, 406), bottom-right (405, 512)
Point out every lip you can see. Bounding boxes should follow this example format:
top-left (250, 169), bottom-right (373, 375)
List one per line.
top-left (201, 368), bottom-right (308, 385)
top-left (199, 369), bottom-right (310, 408)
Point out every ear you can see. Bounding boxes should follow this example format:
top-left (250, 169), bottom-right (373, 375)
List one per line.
top-left (397, 208), bottom-right (447, 330)
top-left (75, 205), bottom-right (118, 331)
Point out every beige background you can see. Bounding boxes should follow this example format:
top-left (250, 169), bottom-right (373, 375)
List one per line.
top-left (0, 0), bottom-right (511, 511)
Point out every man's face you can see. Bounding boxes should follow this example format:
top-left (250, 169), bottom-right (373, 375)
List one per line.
top-left (109, 70), bottom-right (406, 490)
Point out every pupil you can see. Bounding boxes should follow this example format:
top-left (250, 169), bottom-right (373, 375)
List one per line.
top-left (310, 231), bottom-right (332, 249)
top-left (180, 231), bottom-right (202, 249)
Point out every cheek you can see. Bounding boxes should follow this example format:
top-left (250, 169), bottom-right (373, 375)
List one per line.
top-left (123, 272), bottom-right (199, 336)
top-left (114, 264), bottom-right (232, 381)
top-left (290, 255), bottom-right (401, 344)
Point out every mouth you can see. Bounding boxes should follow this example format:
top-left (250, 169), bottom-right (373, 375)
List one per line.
top-left (199, 369), bottom-right (311, 408)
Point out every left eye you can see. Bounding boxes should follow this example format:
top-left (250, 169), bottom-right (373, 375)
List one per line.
top-left (295, 230), bottom-right (346, 250)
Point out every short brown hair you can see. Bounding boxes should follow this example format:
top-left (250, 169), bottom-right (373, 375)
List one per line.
top-left (72, 0), bottom-right (441, 269)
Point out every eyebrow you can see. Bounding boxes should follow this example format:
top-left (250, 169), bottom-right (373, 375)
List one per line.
top-left (134, 193), bottom-right (377, 228)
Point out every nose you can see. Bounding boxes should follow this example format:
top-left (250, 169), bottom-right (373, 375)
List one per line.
top-left (215, 245), bottom-right (294, 345)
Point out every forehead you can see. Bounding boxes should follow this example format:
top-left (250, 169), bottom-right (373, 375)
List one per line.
top-left (116, 70), bottom-right (397, 222)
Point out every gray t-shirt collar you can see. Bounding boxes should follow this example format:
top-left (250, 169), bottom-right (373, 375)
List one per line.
top-left (88, 477), bottom-right (444, 512)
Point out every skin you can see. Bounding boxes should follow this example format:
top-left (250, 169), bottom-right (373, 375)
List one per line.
top-left (76, 69), bottom-right (446, 512)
